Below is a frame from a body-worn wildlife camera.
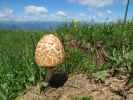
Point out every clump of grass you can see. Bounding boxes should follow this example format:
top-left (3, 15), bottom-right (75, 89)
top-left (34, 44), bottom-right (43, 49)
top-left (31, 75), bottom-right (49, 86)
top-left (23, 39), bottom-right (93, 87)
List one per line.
top-left (72, 96), bottom-right (93, 100)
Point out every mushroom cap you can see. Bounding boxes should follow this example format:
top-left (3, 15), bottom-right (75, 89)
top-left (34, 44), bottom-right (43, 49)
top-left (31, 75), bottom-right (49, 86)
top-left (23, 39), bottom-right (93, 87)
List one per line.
top-left (35, 34), bottom-right (65, 68)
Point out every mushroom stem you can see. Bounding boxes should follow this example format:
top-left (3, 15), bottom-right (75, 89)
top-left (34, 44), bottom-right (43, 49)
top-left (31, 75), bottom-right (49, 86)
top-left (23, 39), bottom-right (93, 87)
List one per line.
top-left (45, 67), bottom-right (56, 82)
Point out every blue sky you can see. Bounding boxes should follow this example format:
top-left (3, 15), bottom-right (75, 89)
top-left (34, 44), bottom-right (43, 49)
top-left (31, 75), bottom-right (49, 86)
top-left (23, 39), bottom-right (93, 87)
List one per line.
top-left (0, 0), bottom-right (132, 22)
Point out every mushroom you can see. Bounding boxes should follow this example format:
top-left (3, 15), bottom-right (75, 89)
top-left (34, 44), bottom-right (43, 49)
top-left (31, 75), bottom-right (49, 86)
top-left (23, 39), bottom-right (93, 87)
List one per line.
top-left (35, 34), bottom-right (65, 82)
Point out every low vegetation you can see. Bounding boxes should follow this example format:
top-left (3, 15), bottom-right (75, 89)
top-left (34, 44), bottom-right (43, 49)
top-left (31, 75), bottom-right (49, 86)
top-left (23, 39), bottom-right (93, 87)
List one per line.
top-left (72, 96), bottom-right (92, 100)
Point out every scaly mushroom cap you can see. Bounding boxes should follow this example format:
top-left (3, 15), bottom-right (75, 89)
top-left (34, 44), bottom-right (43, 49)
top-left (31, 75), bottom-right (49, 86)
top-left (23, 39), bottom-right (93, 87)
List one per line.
top-left (35, 34), bottom-right (65, 68)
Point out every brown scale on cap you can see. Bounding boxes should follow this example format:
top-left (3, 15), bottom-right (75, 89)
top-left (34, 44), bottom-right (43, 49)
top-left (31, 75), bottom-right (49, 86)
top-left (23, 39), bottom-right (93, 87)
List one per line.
top-left (35, 34), bottom-right (65, 82)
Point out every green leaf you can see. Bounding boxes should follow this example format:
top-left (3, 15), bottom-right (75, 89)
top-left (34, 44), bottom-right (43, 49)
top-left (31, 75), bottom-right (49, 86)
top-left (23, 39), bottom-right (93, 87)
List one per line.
top-left (92, 70), bottom-right (108, 81)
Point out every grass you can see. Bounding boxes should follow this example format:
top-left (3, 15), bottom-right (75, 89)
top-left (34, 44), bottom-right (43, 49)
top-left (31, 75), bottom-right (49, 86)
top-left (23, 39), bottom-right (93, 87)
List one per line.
top-left (72, 96), bottom-right (93, 100)
top-left (0, 20), bottom-right (133, 99)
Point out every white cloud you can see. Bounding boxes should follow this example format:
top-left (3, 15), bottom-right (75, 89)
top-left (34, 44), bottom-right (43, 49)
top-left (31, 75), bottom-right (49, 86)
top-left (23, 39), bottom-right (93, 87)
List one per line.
top-left (96, 11), bottom-right (104, 17)
top-left (106, 9), bottom-right (112, 14)
top-left (93, 10), bottom-right (107, 21)
top-left (79, 13), bottom-right (86, 17)
top-left (56, 11), bottom-right (67, 17)
top-left (69, 0), bottom-right (115, 8)
top-left (47, 11), bottom-right (67, 22)
top-left (78, 13), bottom-right (91, 21)
top-left (24, 5), bottom-right (48, 16)
top-left (0, 8), bottom-right (13, 18)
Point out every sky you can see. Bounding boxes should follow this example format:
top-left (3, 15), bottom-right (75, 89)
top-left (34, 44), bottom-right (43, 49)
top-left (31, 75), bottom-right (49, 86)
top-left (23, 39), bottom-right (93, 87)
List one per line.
top-left (0, 0), bottom-right (132, 22)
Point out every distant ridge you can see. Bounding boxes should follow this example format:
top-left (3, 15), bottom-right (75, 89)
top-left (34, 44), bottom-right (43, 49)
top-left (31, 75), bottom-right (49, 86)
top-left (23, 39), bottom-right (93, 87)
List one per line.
top-left (0, 21), bottom-right (63, 30)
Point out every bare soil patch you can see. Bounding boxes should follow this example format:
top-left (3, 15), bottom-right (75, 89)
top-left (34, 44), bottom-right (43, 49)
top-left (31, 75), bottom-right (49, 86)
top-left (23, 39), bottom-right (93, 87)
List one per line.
top-left (16, 74), bottom-right (133, 100)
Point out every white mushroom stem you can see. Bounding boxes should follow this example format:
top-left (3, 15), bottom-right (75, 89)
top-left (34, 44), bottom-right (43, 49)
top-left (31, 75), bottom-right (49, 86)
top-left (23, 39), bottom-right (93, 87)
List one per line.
top-left (45, 67), bottom-right (56, 82)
